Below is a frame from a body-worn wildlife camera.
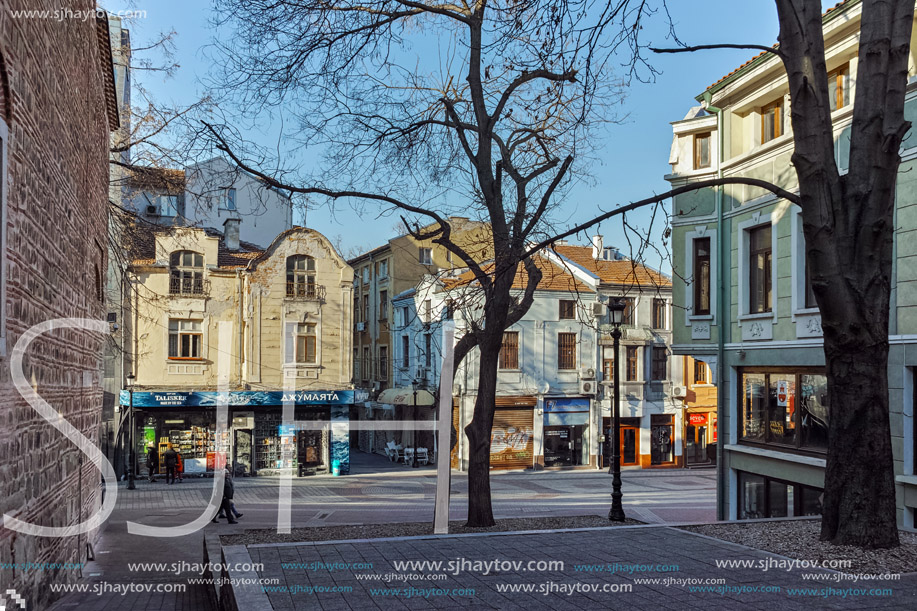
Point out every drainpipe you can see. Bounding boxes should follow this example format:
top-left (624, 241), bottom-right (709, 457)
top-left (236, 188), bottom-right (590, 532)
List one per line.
top-left (702, 91), bottom-right (727, 522)
top-left (238, 269), bottom-right (244, 386)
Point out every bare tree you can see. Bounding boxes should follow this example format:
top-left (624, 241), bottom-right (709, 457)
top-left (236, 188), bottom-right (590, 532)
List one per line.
top-left (205, 0), bottom-right (675, 526)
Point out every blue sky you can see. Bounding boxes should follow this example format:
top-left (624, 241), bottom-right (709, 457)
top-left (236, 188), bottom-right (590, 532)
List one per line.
top-left (102, 1), bottom-right (795, 265)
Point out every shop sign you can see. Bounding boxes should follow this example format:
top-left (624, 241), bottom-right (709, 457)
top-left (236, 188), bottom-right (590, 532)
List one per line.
top-left (688, 414), bottom-right (707, 426)
top-left (769, 421), bottom-right (784, 436)
top-left (120, 390), bottom-right (368, 408)
top-left (776, 380), bottom-right (788, 407)
top-left (544, 397), bottom-right (590, 412)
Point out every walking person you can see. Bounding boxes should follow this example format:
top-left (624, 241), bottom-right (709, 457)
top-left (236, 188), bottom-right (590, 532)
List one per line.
top-left (176, 450), bottom-right (184, 483)
top-left (146, 444), bottom-right (158, 483)
top-left (212, 468), bottom-right (238, 524)
top-left (163, 443), bottom-right (178, 485)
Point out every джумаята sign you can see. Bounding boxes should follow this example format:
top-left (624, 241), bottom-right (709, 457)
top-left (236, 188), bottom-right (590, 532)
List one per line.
top-left (118, 390), bottom-right (369, 408)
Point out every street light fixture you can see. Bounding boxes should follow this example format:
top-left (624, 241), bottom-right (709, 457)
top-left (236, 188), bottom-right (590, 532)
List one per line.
top-left (607, 298), bottom-right (626, 522)
top-left (126, 373), bottom-right (136, 491)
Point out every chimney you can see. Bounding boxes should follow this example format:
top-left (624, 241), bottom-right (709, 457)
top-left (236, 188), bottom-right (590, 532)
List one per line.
top-left (223, 217), bottom-right (241, 251)
top-left (591, 234), bottom-right (603, 259)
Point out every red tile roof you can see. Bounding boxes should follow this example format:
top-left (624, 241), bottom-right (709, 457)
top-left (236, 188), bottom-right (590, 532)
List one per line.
top-left (442, 256), bottom-right (593, 294)
top-left (127, 221), bottom-right (263, 269)
top-left (552, 245), bottom-right (670, 288)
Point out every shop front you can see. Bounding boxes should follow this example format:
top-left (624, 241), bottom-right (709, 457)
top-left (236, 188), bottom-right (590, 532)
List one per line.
top-left (490, 396), bottom-right (536, 470)
top-left (600, 417), bottom-right (640, 469)
top-left (543, 397), bottom-right (590, 468)
top-left (684, 409), bottom-right (717, 466)
top-left (120, 389), bottom-right (368, 476)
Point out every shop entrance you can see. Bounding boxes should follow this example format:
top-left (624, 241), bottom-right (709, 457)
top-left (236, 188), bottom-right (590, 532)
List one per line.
top-left (234, 429), bottom-right (252, 476)
top-left (297, 430), bottom-right (325, 475)
top-left (543, 425), bottom-right (587, 467)
top-left (685, 412), bottom-right (709, 465)
top-left (601, 417), bottom-right (639, 468)
top-left (651, 414), bottom-right (675, 465)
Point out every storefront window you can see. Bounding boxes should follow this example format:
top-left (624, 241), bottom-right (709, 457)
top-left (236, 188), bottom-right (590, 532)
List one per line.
top-left (740, 370), bottom-right (827, 453)
top-left (738, 470), bottom-right (822, 519)
top-left (742, 373), bottom-right (767, 442)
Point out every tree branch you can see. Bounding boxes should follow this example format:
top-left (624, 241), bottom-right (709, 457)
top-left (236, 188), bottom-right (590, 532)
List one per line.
top-left (651, 43), bottom-right (785, 61)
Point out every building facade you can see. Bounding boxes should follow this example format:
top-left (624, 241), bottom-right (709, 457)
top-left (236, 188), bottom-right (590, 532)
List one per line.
top-left (0, 3), bottom-right (118, 607)
top-left (667, 0), bottom-right (917, 525)
top-left (125, 223), bottom-right (359, 476)
top-left (128, 157), bottom-right (294, 248)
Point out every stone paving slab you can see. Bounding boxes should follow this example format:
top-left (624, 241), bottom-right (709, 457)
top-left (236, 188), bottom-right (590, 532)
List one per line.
top-left (242, 525), bottom-right (917, 610)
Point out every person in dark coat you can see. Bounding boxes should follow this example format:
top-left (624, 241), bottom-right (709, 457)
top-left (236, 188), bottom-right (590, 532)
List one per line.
top-left (163, 443), bottom-right (178, 485)
top-left (212, 468), bottom-right (238, 524)
top-left (146, 444), bottom-right (158, 482)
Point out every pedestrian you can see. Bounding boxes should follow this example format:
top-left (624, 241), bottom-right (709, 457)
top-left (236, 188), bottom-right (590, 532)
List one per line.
top-left (217, 499), bottom-right (243, 520)
top-left (176, 450), bottom-right (184, 483)
top-left (212, 468), bottom-right (238, 524)
top-left (163, 443), bottom-right (178, 485)
top-left (146, 444), bottom-right (158, 483)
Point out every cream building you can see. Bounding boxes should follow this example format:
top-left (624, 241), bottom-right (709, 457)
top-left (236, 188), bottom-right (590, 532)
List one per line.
top-left (124, 220), bottom-right (362, 476)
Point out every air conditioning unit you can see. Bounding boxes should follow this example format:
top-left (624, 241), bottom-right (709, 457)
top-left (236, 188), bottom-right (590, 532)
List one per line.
top-left (580, 367), bottom-right (596, 380)
top-left (592, 302), bottom-right (607, 317)
top-left (672, 385), bottom-right (687, 398)
top-left (146, 204), bottom-right (159, 216)
top-left (580, 380), bottom-right (597, 395)
top-left (355, 322), bottom-right (365, 331)
top-left (372, 381), bottom-right (382, 391)
top-left (415, 367), bottom-right (428, 380)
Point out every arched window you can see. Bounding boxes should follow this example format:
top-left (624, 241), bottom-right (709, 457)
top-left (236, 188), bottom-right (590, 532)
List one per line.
top-left (286, 255), bottom-right (316, 298)
top-left (169, 251), bottom-right (204, 295)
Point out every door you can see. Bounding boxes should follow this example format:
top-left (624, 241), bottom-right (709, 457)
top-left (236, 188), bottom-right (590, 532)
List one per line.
top-left (233, 429), bottom-right (252, 476)
top-left (543, 426), bottom-right (572, 467)
top-left (602, 420), bottom-right (639, 467)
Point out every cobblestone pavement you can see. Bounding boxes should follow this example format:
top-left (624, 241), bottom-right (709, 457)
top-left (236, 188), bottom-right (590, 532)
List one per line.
top-left (243, 526), bottom-right (917, 610)
top-left (47, 453), bottom-right (715, 610)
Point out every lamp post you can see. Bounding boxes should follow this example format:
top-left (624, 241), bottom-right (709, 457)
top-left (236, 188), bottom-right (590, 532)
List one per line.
top-left (126, 373), bottom-right (136, 491)
top-left (412, 380), bottom-right (419, 468)
top-left (607, 298), bottom-right (626, 522)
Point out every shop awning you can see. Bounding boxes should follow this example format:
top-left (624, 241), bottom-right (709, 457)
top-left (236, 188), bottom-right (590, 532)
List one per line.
top-left (377, 388), bottom-right (436, 406)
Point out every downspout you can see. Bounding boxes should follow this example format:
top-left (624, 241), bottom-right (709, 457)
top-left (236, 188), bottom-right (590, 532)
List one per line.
top-left (238, 269), bottom-right (244, 388)
top-left (702, 90), bottom-right (727, 522)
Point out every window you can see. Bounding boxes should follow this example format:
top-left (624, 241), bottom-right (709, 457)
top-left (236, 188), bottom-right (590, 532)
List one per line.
top-left (168, 320), bottom-right (202, 359)
top-left (694, 132), bottom-right (711, 169)
top-left (651, 346), bottom-right (667, 381)
top-left (693, 238), bottom-right (711, 315)
top-left (651, 298), bottom-right (666, 329)
top-left (559, 300), bottom-right (576, 320)
top-left (419, 247), bottom-right (432, 265)
top-left (402, 336), bottom-right (410, 368)
top-left (499, 331), bottom-right (519, 370)
top-left (402, 306), bottom-right (410, 327)
top-left (376, 259), bottom-right (388, 279)
top-left (557, 333), bottom-right (576, 370)
top-left (651, 414), bottom-right (674, 465)
top-left (379, 291), bottom-right (388, 320)
top-left (424, 334), bottom-right (432, 368)
top-left (363, 293), bottom-right (369, 322)
top-left (625, 346), bottom-right (638, 381)
top-left (828, 64), bottom-right (850, 112)
top-left (362, 347), bottom-right (370, 382)
top-left (602, 347), bottom-right (613, 382)
top-left (621, 298), bottom-right (635, 326)
top-left (354, 296), bottom-right (361, 322)
top-left (159, 194), bottom-right (180, 217)
top-left (423, 300), bottom-right (432, 324)
top-left (354, 348), bottom-right (360, 380)
top-left (694, 360), bottom-right (708, 385)
top-left (225, 188), bottom-right (236, 210)
top-left (761, 99), bottom-right (783, 143)
top-left (739, 471), bottom-right (822, 520)
top-left (749, 225), bottom-right (772, 313)
top-left (169, 251), bottom-right (204, 295)
top-left (286, 323), bottom-right (317, 364)
top-left (362, 267), bottom-right (370, 283)
top-left (740, 370), bottom-right (828, 452)
top-left (286, 255), bottom-right (318, 298)
top-left (378, 346), bottom-right (388, 380)
top-left (804, 258), bottom-right (817, 309)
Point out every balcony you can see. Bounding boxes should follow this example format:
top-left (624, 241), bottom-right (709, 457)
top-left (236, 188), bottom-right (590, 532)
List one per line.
top-left (286, 282), bottom-right (326, 301)
top-left (169, 276), bottom-right (205, 297)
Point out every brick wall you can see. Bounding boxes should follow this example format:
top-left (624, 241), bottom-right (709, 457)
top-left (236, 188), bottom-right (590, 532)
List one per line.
top-left (0, 1), bottom-right (112, 608)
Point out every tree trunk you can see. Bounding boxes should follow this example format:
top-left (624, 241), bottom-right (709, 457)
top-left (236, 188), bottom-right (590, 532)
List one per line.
top-left (820, 330), bottom-right (899, 547)
top-left (464, 325), bottom-right (503, 527)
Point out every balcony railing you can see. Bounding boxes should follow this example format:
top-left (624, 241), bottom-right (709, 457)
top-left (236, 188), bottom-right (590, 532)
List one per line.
top-left (286, 282), bottom-right (326, 301)
top-left (169, 276), bottom-right (205, 296)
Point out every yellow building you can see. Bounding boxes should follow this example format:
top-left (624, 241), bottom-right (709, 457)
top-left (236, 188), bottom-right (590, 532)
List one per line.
top-left (678, 356), bottom-right (718, 467)
top-left (124, 220), bottom-right (362, 476)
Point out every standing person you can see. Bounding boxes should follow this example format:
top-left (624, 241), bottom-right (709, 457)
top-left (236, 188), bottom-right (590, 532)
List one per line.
top-left (146, 444), bottom-right (158, 483)
top-left (212, 468), bottom-right (238, 524)
top-left (163, 443), bottom-right (178, 485)
top-left (175, 450), bottom-right (184, 483)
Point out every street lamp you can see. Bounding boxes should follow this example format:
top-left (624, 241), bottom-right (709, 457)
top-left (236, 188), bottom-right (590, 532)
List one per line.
top-left (411, 379), bottom-right (420, 468)
top-left (607, 298), bottom-right (626, 522)
top-left (126, 373), bottom-right (136, 490)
